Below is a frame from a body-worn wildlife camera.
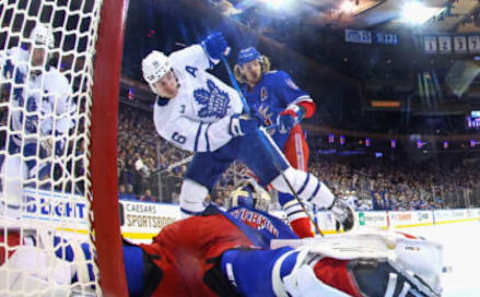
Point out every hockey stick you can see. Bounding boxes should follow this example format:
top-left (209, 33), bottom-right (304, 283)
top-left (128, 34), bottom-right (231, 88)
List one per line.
top-left (221, 55), bottom-right (324, 236)
top-left (152, 155), bottom-right (194, 175)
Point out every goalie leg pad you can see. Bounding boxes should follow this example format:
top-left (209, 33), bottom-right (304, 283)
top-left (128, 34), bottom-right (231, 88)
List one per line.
top-left (179, 179), bottom-right (209, 216)
top-left (347, 258), bottom-right (440, 297)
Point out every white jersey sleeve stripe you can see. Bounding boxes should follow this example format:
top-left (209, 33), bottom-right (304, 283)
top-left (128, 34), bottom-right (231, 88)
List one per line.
top-left (205, 123), bottom-right (212, 152)
top-left (194, 123), bottom-right (204, 152)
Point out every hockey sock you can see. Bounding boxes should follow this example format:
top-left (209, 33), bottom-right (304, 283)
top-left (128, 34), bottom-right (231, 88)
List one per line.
top-left (290, 217), bottom-right (314, 238)
top-left (280, 194), bottom-right (314, 238)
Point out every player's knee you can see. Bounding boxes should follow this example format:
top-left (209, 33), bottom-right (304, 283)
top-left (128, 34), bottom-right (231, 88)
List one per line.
top-left (272, 169), bottom-right (334, 208)
top-left (179, 179), bottom-right (209, 216)
top-left (271, 167), bottom-right (303, 193)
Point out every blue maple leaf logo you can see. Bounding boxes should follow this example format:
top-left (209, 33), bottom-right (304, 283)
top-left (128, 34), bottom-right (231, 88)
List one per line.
top-left (194, 79), bottom-right (231, 118)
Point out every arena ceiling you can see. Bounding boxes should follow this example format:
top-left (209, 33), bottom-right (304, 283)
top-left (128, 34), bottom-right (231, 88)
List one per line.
top-left (222, 0), bottom-right (480, 33)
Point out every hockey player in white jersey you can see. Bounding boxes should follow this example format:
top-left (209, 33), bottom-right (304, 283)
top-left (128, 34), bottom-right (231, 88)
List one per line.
top-left (142, 32), bottom-right (354, 228)
top-left (0, 23), bottom-right (75, 218)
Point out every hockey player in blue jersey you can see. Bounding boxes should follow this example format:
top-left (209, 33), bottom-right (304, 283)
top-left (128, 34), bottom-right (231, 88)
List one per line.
top-left (233, 47), bottom-right (322, 237)
top-left (141, 32), bottom-right (353, 229)
top-left (0, 23), bottom-right (76, 218)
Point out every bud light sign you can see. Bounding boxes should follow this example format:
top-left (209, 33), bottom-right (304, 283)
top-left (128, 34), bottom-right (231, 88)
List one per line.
top-left (23, 188), bottom-right (87, 225)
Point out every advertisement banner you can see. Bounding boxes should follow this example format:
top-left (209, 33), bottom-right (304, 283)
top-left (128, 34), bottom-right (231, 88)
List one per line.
top-left (119, 201), bottom-right (180, 240)
top-left (414, 210), bottom-right (433, 225)
top-left (357, 211), bottom-right (388, 228)
top-left (389, 211), bottom-right (415, 227)
top-left (22, 188), bottom-right (88, 229)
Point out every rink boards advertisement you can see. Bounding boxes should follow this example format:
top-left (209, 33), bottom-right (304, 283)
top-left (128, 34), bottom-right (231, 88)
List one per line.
top-left (21, 188), bottom-right (88, 232)
top-left (17, 189), bottom-right (480, 241)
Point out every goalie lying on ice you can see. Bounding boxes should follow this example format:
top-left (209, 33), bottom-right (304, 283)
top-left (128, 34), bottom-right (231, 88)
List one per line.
top-left (0, 206), bottom-right (442, 297)
top-left (121, 204), bottom-right (442, 297)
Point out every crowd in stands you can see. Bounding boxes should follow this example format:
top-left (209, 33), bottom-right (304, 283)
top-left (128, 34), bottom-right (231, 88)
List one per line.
top-left (116, 106), bottom-right (191, 202)
top-left (116, 105), bottom-right (480, 210)
top-left (309, 154), bottom-right (480, 211)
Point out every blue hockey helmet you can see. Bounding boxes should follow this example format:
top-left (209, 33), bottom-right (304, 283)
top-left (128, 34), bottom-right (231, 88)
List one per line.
top-left (237, 47), bottom-right (261, 66)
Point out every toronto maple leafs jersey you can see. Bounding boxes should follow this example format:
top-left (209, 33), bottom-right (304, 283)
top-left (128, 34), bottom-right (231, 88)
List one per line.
top-left (153, 45), bottom-right (243, 152)
top-left (0, 47), bottom-right (75, 147)
top-left (241, 70), bottom-right (313, 147)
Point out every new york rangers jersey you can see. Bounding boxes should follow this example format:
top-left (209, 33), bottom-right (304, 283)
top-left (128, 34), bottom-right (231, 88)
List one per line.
top-left (1, 47), bottom-right (74, 148)
top-left (241, 70), bottom-right (313, 147)
top-left (153, 45), bottom-right (244, 153)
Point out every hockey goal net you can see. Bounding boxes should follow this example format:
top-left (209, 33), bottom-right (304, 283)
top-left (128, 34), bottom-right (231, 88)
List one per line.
top-left (0, 0), bottom-right (127, 296)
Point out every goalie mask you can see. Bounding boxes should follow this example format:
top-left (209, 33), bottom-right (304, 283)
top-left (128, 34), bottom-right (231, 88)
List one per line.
top-left (229, 179), bottom-right (271, 212)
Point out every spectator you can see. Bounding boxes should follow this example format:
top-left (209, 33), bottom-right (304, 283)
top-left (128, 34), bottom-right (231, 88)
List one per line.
top-left (118, 184), bottom-right (129, 200)
top-left (139, 189), bottom-right (155, 202)
top-left (125, 184), bottom-right (137, 200)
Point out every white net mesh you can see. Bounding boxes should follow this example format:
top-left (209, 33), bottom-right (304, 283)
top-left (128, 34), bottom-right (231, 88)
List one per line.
top-left (0, 0), bottom-right (106, 295)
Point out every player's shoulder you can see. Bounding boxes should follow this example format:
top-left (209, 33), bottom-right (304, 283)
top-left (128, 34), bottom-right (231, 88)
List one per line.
top-left (263, 70), bottom-right (291, 83)
top-left (169, 44), bottom-right (204, 66)
top-left (2, 47), bottom-right (29, 62)
top-left (153, 96), bottom-right (179, 118)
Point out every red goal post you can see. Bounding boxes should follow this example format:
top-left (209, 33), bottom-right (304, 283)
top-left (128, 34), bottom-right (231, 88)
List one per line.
top-left (0, 0), bottom-right (129, 295)
top-left (91, 0), bottom-right (129, 295)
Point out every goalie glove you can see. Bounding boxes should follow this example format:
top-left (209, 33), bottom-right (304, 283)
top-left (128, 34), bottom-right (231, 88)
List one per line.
top-left (277, 105), bottom-right (305, 134)
top-left (329, 198), bottom-right (355, 232)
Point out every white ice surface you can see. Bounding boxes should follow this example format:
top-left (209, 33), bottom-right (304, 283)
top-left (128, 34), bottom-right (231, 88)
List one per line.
top-left (400, 221), bottom-right (480, 297)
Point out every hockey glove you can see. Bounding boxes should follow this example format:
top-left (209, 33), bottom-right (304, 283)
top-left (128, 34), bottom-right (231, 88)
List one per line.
top-left (201, 32), bottom-right (228, 60)
top-left (278, 105), bottom-right (305, 134)
top-left (329, 198), bottom-right (355, 232)
top-left (229, 114), bottom-right (260, 137)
